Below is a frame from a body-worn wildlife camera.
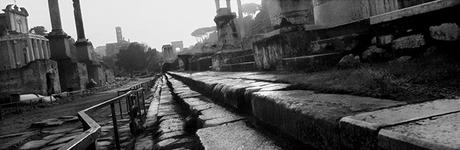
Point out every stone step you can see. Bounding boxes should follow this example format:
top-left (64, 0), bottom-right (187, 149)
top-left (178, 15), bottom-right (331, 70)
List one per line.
top-left (135, 78), bottom-right (202, 150)
top-left (280, 53), bottom-right (343, 72)
top-left (342, 99), bottom-right (460, 150)
top-left (166, 77), bottom-right (296, 150)
top-left (221, 61), bottom-right (256, 72)
top-left (165, 72), bottom-right (460, 150)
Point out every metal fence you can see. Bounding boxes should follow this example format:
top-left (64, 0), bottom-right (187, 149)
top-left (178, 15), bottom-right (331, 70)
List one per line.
top-left (59, 78), bottom-right (157, 150)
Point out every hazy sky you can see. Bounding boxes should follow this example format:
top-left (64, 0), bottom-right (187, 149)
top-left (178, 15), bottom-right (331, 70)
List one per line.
top-left (1, 0), bottom-right (260, 50)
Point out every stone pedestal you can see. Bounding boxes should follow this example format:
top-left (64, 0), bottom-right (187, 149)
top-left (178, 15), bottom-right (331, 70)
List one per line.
top-left (214, 8), bottom-right (240, 50)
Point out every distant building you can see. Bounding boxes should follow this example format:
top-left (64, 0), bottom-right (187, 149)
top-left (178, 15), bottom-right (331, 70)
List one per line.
top-left (0, 5), bottom-right (61, 99)
top-left (116, 26), bottom-right (123, 43)
top-left (94, 46), bottom-right (106, 57)
top-left (162, 44), bottom-right (177, 63)
top-left (105, 26), bottom-right (129, 57)
top-left (171, 41), bottom-right (184, 52)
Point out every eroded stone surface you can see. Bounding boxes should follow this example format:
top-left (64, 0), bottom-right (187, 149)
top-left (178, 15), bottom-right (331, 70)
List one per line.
top-left (20, 140), bottom-right (50, 150)
top-left (379, 112), bottom-right (460, 150)
top-left (49, 135), bottom-right (77, 145)
top-left (252, 90), bottom-right (403, 150)
top-left (197, 121), bottom-right (282, 150)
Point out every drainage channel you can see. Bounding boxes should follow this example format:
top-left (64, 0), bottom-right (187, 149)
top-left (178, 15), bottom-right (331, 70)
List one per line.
top-left (141, 74), bottom-right (311, 150)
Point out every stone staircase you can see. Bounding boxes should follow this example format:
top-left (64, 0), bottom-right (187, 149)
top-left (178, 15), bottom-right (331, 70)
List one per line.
top-left (156, 71), bottom-right (460, 150)
top-left (134, 74), bottom-right (308, 150)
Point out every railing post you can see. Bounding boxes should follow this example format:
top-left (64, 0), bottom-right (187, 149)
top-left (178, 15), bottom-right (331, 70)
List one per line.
top-left (118, 99), bottom-right (123, 119)
top-left (0, 105), bottom-right (3, 120)
top-left (110, 103), bottom-right (121, 150)
top-left (142, 90), bottom-right (146, 115)
top-left (136, 91), bottom-right (141, 116)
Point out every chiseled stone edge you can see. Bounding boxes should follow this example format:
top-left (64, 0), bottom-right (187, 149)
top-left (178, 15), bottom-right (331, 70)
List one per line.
top-left (378, 128), bottom-right (457, 150)
top-left (340, 99), bottom-right (460, 150)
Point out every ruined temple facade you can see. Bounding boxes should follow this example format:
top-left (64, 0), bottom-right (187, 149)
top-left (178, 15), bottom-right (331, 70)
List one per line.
top-left (0, 5), bottom-right (61, 98)
top-left (0, 5), bottom-right (52, 71)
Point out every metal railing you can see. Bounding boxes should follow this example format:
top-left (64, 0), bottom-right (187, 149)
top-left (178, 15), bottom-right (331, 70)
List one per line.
top-left (59, 78), bottom-right (157, 150)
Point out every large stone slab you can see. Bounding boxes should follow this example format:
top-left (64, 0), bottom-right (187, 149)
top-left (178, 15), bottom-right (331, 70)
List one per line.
top-left (341, 99), bottom-right (460, 149)
top-left (252, 90), bottom-right (404, 150)
top-left (197, 121), bottom-right (282, 150)
top-left (378, 112), bottom-right (460, 150)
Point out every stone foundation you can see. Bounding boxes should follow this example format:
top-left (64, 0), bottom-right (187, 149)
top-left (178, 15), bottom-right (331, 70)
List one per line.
top-left (0, 60), bottom-right (61, 101)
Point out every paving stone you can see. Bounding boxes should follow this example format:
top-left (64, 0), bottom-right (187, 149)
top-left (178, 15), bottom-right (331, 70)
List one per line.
top-left (39, 143), bottom-right (66, 150)
top-left (252, 90), bottom-right (404, 150)
top-left (197, 121), bottom-right (282, 150)
top-left (341, 98), bottom-right (460, 149)
top-left (158, 131), bottom-right (187, 141)
top-left (0, 132), bottom-right (35, 150)
top-left (379, 112), bottom-right (460, 150)
top-left (42, 133), bottom-right (64, 140)
top-left (57, 116), bottom-right (79, 122)
top-left (98, 141), bottom-right (111, 146)
top-left (101, 126), bottom-right (114, 132)
top-left (32, 119), bottom-right (64, 127)
top-left (49, 135), bottom-right (77, 145)
top-left (42, 127), bottom-right (75, 134)
top-left (19, 140), bottom-right (50, 150)
top-left (98, 137), bottom-right (113, 141)
top-left (157, 137), bottom-right (197, 150)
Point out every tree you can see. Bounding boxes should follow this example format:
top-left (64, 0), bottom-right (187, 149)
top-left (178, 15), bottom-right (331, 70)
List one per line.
top-left (29, 26), bottom-right (48, 36)
top-left (191, 26), bottom-right (217, 43)
top-left (116, 42), bottom-right (148, 75)
top-left (146, 48), bottom-right (163, 73)
top-left (241, 3), bottom-right (260, 17)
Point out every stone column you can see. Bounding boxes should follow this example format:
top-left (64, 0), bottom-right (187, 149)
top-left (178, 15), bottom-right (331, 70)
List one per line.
top-left (48, 0), bottom-right (65, 34)
top-left (73, 0), bottom-right (86, 41)
top-left (39, 40), bottom-right (44, 59)
top-left (45, 42), bottom-right (50, 59)
top-left (34, 39), bottom-right (40, 59)
top-left (226, 0), bottom-right (231, 11)
top-left (215, 0), bottom-right (221, 11)
top-left (236, 0), bottom-right (245, 38)
top-left (40, 40), bottom-right (46, 59)
top-left (27, 39), bottom-right (35, 61)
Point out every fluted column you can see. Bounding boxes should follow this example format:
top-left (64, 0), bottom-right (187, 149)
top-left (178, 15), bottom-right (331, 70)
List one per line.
top-left (48, 0), bottom-right (66, 35)
top-left (215, 0), bottom-right (221, 11)
top-left (226, 0), bottom-right (231, 11)
top-left (73, 0), bottom-right (87, 41)
top-left (27, 39), bottom-right (35, 61)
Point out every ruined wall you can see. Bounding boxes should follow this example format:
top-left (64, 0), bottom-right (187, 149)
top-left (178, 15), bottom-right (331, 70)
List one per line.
top-left (254, 20), bottom-right (369, 70)
top-left (87, 64), bottom-right (104, 85)
top-left (211, 49), bottom-right (255, 71)
top-left (57, 59), bottom-right (88, 91)
top-left (265, 0), bottom-right (315, 27)
top-left (253, 2), bottom-right (459, 71)
top-left (104, 68), bottom-right (115, 83)
top-left (0, 60), bottom-right (61, 98)
top-left (313, 0), bottom-right (371, 26)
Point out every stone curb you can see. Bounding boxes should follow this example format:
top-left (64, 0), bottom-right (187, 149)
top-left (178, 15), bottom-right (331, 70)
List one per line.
top-left (143, 78), bottom-right (163, 129)
top-left (342, 99), bottom-right (460, 150)
top-left (168, 72), bottom-right (460, 150)
top-left (170, 72), bottom-right (460, 150)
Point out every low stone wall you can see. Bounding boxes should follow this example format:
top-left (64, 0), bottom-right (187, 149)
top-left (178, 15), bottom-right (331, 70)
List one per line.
top-left (253, 3), bottom-right (460, 71)
top-left (211, 49), bottom-right (255, 71)
top-left (0, 60), bottom-right (61, 101)
top-left (57, 59), bottom-right (88, 92)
